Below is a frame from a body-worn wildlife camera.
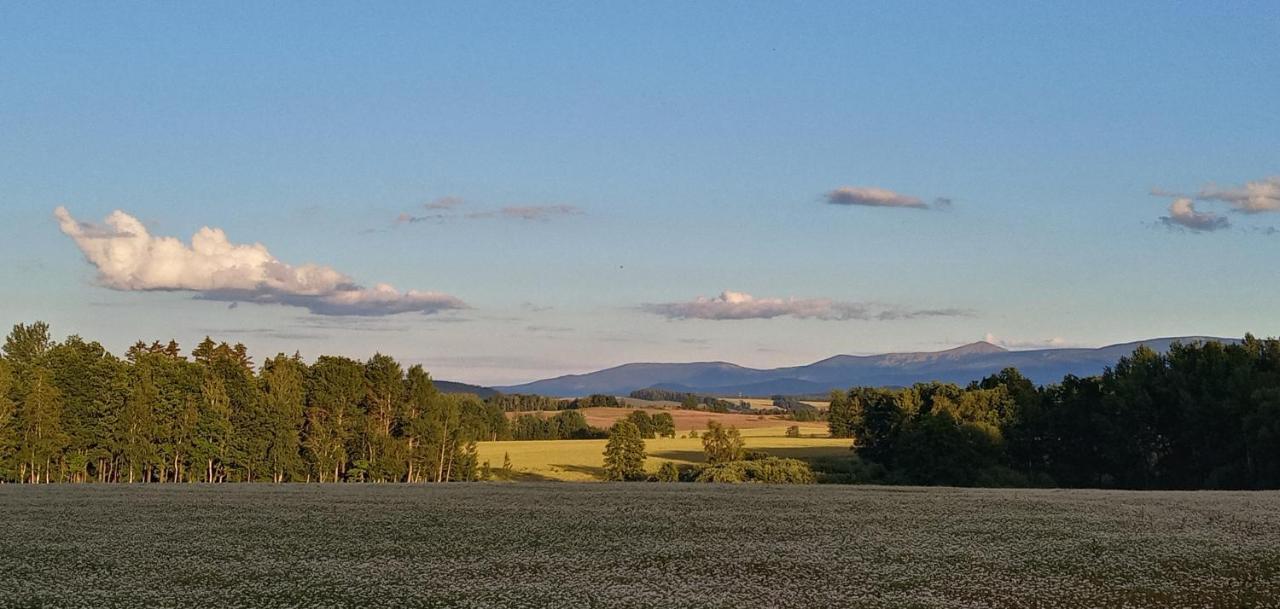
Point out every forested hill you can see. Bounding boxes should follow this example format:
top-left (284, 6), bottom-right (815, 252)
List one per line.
top-left (494, 337), bottom-right (1238, 397)
top-left (432, 380), bottom-right (497, 398)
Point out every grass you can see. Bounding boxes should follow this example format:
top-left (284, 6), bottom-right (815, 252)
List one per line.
top-left (479, 425), bottom-right (847, 481)
top-left (2, 484), bottom-right (1276, 608)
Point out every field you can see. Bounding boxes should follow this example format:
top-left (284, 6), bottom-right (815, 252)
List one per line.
top-left (732, 397), bottom-right (831, 411)
top-left (511, 406), bottom-right (804, 432)
top-left (480, 424), bottom-right (844, 481)
top-left (2, 484), bottom-right (1277, 608)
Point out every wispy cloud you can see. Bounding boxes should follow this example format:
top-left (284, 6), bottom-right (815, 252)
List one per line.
top-left (1197, 176), bottom-right (1280, 214)
top-left (1160, 198), bottom-right (1229, 232)
top-left (641, 290), bottom-right (968, 321)
top-left (825, 186), bottom-right (951, 210)
top-left (467, 205), bottom-right (584, 221)
top-left (506, 205), bottom-right (583, 221)
top-left (56, 207), bottom-right (466, 317)
top-left (392, 197), bottom-right (584, 226)
top-left (425, 196), bottom-right (464, 210)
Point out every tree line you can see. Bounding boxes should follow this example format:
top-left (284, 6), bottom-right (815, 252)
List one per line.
top-left (628, 388), bottom-right (746, 412)
top-left (0, 322), bottom-right (517, 484)
top-left (826, 336), bottom-right (1280, 489)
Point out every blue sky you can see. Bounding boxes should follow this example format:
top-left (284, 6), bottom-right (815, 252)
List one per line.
top-left (1, 2), bottom-right (1277, 384)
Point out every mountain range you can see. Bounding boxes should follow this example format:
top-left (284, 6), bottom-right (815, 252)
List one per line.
top-left (491, 337), bottom-right (1237, 397)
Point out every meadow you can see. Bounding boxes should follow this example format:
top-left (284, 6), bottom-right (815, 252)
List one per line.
top-left (514, 406), bottom-right (807, 431)
top-left (479, 424), bottom-right (846, 481)
top-left (2, 484), bottom-right (1276, 608)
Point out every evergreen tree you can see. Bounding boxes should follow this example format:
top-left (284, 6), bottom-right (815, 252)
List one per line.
top-left (827, 389), bottom-right (855, 438)
top-left (603, 420), bottom-right (646, 481)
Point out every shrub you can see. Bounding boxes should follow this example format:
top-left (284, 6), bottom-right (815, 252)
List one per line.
top-left (693, 457), bottom-right (815, 484)
top-left (656, 462), bottom-right (680, 482)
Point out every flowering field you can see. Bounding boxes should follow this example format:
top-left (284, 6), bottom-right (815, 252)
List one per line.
top-left (2, 484), bottom-right (1277, 608)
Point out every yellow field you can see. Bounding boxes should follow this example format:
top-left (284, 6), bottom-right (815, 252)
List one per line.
top-left (734, 398), bottom-right (831, 411)
top-left (477, 425), bottom-right (850, 481)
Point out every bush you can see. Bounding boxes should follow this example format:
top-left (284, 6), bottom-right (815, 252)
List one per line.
top-left (807, 454), bottom-right (886, 484)
top-left (972, 465), bottom-right (1030, 488)
top-left (693, 458), bottom-right (816, 484)
top-left (785, 425), bottom-right (801, 438)
top-left (656, 462), bottom-right (680, 482)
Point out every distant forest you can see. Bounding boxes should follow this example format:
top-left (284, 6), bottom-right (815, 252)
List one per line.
top-left (2, 321), bottom-right (1278, 489)
top-left (825, 336), bottom-right (1280, 489)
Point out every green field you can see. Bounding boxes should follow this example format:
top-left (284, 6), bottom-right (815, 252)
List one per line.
top-left (2, 484), bottom-right (1276, 608)
top-left (479, 425), bottom-right (847, 481)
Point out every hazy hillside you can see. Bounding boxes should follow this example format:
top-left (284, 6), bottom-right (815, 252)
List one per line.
top-left (494, 337), bottom-right (1238, 397)
top-left (433, 380), bottom-right (498, 398)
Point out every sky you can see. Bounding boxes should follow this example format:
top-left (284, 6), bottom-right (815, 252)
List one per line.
top-left (1, 2), bottom-right (1278, 385)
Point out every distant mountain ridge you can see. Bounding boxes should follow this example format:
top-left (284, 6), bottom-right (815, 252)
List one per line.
top-left (433, 380), bottom-right (498, 398)
top-left (493, 337), bottom-right (1238, 397)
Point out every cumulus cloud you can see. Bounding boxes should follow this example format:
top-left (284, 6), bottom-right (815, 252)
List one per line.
top-left (641, 290), bottom-right (967, 321)
top-left (55, 207), bottom-right (466, 317)
top-left (1196, 176), bottom-right (1280, 214)
top-left (1160, 198), bottom-right (1229, 232)
top-left (825, 186), bottom-right (949, 210)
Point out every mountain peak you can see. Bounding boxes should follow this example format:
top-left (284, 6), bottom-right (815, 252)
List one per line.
top-left (946, 341), bottom-right (1008, 355)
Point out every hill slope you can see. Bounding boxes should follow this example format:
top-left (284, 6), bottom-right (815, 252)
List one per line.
top-left (493, 337), bottom-right (1237, 397)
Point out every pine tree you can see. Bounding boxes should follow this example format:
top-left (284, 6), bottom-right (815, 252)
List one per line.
top-left (827, 389), bottom-right (855, 438)
top-left (603, 420), bottom-right (646, 481)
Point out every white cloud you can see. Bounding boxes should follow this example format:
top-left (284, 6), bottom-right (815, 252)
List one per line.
top-left (55, 207), bottom-right (466, 316)
top-left (1160, 198), bottom-right (1229, 232)
top-left (641, 290), bottom-right (967, 321)
top-left (1196, 176), bottom-right (1280, 214)
top-left (825, 186), bottom-right (945, 209)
